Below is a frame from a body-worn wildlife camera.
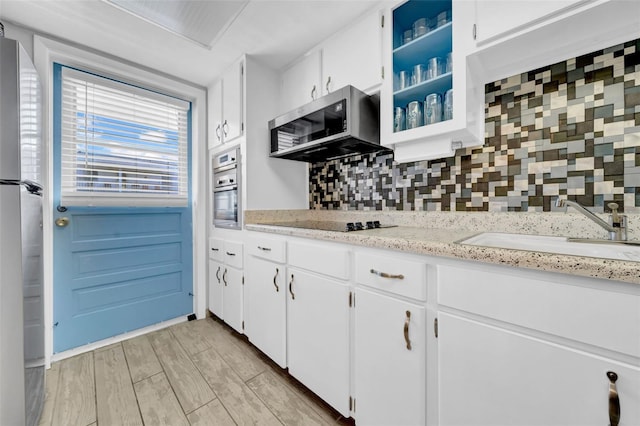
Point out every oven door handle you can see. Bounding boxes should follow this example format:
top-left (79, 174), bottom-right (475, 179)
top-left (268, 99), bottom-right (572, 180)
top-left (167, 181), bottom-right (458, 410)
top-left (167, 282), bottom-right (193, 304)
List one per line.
top-left (213, 184), bottom-right (238, 193)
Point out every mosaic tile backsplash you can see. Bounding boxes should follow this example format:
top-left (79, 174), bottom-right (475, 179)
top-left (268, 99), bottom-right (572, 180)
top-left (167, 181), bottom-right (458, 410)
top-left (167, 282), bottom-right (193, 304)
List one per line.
top-left (309, 38), bottom-right (640, 212)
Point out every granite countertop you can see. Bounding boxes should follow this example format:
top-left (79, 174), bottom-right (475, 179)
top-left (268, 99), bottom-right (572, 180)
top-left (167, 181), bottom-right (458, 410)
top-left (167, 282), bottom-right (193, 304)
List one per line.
top-left (244, 210), bottom-right (640, 286)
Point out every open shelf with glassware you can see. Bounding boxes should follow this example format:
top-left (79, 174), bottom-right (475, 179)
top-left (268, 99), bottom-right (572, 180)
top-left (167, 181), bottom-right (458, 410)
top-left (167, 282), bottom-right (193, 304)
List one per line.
top-left (392, 1), bottom-right (452, 132)
top-left (381, 0), bottom-right (483, 163)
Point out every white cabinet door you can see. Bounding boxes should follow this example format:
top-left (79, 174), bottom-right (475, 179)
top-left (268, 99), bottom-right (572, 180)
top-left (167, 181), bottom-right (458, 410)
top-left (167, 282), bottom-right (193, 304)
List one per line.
top-left (207, 60), bottom-right (243, 147)
top-left (279, 50), bottom-right (322, 114)
top-left (221, 60), bottom-right (243, 143)
top-left (222, 265), bottom-right (243, 333)
top-left (438, 312), bottom-right (640, 426)
top-left (208, 80), bottom-right (223, 148)
top-left (245, 256), bottom-right (286, 368)
top-left (287, 268), bottom-right (351, 417)
top-left (208, 259), bottom-right (224, 318)
top-left (322, 9), bottom-right (382, 95)
top-left (355, 288), bottom-right (426, 426)
top-left (474, 0), bottom-right (588, 44)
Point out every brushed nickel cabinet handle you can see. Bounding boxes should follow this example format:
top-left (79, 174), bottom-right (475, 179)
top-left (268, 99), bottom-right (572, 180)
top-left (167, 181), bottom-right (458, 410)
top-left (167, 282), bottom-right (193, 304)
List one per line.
top-left (226, 251), bottom-right (236, 256)
top-left (211, 247), bottom-right (219, 251)
top-left (311, 85), bottom-right (317, 100)
top-left (222, 119), bottom-right (229, 137)
top-left (216, 266), bottom-right (221, 283)
top-left (258, 246), bottom-right (271, 251)
top-left (273, 268), bottom-right (280, 292)
top-left (222, 269), bottom-right (228, 287)
top-left (215, 124), bottom-right (221, 141)
top-left (289, 274), bottom-right (295, 300)
top-left (404, 310), bottom-right (412, 350)
top-left (370, 268), bottom-right (405, 280)
top-left (326, 76), bottom-right (331, 93)
top-left (608, 371), bottom-right (620, 426)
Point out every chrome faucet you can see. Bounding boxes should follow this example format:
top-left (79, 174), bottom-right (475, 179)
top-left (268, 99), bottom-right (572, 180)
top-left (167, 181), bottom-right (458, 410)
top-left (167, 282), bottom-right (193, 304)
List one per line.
top-left (555, 199), bottom-right (627, 241)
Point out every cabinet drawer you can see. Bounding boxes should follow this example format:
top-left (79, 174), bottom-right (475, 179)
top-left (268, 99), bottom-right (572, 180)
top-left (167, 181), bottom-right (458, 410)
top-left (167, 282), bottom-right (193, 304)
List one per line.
top-left (247, 237), bottom-right (286, 263)
top-left (223, 240), bottom-right (243, 269)
top-left (355, 252), bottom-right (426, 301)
top-left (288, 240), bottom-right (350, 280)
top-left (209, 238), bottom-right (224, 261)
top-left (438, 265), bottom-right (640, 357)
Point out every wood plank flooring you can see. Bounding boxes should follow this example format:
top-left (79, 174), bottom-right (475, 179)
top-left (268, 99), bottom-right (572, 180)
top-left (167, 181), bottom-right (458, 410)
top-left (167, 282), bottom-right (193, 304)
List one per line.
top-left (40, 317), bottom-right (353, 426)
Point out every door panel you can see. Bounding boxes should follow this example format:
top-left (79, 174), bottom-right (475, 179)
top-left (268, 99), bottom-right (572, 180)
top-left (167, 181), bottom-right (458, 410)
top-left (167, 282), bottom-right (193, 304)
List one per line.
top-left (222, 265), bottom-right (243, 333)
top-left (287, 268), bottom-right (350, 416)
top-left (245, 257), bottom-right (286, 368)
top-left (53, 208), bottom-right (192, 352)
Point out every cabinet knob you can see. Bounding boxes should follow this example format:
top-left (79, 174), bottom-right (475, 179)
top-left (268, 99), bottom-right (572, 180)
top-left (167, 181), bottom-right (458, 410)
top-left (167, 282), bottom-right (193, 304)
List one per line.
top-left (607, 371), bottom-right (620, 426)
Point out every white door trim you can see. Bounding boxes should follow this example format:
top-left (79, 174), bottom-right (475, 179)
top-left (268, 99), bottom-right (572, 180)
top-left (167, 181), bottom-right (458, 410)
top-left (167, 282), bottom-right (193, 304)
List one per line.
top-left (33, 35), bottom-right (208, 367)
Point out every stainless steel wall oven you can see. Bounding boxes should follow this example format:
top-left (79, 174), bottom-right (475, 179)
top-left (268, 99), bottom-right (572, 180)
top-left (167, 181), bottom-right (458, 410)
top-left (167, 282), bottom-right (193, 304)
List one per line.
top-left (212, 147), bottom-right (241, 229)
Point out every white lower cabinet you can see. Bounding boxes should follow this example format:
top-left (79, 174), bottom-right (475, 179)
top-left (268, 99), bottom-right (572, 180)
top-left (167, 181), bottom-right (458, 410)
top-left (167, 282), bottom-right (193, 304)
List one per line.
top-left (245, 256), bottom-right (287, 368)
top-left (208, 237), bottom-right (244, 333)
top-left (354, 288), bottom-right (426, 426)
top-left (287, 268), bottom-right (351, 417)
top-left (208, 259), bottom-right (224, 318)
top-left (438, 312), bottom-right (640, 426)
top-left (221, 265), bottom-right (243, 333)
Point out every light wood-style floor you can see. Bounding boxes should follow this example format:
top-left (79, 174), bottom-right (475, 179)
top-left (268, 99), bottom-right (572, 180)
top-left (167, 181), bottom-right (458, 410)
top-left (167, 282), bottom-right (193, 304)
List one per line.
top-left (38, 317), bottom-right (353, 426)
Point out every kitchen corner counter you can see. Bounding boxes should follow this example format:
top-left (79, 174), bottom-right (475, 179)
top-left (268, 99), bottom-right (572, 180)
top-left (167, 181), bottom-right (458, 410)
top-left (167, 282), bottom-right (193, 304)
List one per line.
top-left (244, 210), bottom-right (640, 286)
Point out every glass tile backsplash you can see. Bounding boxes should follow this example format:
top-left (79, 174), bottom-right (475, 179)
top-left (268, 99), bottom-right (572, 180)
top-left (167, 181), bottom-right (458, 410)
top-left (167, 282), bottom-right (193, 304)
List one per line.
top-left (309, 38), bottom-right (640, 213)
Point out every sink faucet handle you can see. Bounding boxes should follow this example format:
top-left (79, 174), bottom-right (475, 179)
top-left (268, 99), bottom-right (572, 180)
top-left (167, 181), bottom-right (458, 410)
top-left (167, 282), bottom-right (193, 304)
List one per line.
top-left (555, 198), bottom-right (567, 209)
top-left (607, 202), bottom-right (621, 223)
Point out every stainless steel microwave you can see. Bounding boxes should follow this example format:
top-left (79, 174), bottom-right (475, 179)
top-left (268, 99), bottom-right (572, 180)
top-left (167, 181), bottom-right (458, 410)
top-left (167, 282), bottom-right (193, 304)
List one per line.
top-left (268, 85), bottom-right (389, 163)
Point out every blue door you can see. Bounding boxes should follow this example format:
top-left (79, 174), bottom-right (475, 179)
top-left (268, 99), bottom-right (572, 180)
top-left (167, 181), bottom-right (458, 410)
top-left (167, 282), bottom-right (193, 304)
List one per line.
top-left (52, 65), bottom-right (193, 353)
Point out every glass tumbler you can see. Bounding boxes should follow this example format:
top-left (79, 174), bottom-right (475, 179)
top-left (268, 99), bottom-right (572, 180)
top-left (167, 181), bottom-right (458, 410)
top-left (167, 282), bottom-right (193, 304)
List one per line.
top-left (413, 18), bottom-right (428, 38)
top-left (426, 57), bottom-right (443, 80)
top-left (394, 107), bottom-right (406, 132)
top-left (406, 101), bottom-right (423, 129)
top-left (411, 64), bottom-right (426, 85)
top-left (403, 30), bottom-right (413, 44)
top-left (424, 93), bottom-right (442, 125)
top-left (443, 89), bottom-right (453, 121)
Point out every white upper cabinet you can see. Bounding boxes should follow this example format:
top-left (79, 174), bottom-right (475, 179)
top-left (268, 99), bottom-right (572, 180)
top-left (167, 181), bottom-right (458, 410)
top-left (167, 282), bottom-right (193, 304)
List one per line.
top-left (279, 50), bottom-right (322, 115)
top-left (380, 0), bottom-right (483, 163)
top-left (321, 8), bottom-right (383, 95)
top-left (208, 59), bottom-right (243, 148)
top-left (474, 0), bottom-right (587, 45)
top-left (469, 0), bottom-right (640, 83)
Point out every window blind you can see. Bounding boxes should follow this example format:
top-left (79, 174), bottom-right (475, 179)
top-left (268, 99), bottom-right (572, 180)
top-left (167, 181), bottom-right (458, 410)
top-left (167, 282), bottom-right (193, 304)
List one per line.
top-left (60, 67), bottom-right (190, 207)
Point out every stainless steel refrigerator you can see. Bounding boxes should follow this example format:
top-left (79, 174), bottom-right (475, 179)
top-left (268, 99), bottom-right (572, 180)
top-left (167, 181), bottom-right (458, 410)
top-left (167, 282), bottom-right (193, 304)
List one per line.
top-left (0, 36), bottom-right (45, 426)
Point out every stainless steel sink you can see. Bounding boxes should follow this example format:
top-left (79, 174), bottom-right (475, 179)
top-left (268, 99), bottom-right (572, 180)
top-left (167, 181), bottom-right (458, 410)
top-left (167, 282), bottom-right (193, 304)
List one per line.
top-left (459, 232), bottom-right (640, 262)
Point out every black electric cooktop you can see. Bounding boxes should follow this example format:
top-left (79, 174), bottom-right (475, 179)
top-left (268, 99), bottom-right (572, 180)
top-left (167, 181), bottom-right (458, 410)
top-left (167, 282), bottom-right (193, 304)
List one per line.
top-left (260, 220), bottom-right (396, 233)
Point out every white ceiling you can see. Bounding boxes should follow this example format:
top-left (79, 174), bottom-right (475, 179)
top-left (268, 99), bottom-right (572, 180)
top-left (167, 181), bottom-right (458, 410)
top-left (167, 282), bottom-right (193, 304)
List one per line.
top-left (0, 0), bottom-right (384, 87)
